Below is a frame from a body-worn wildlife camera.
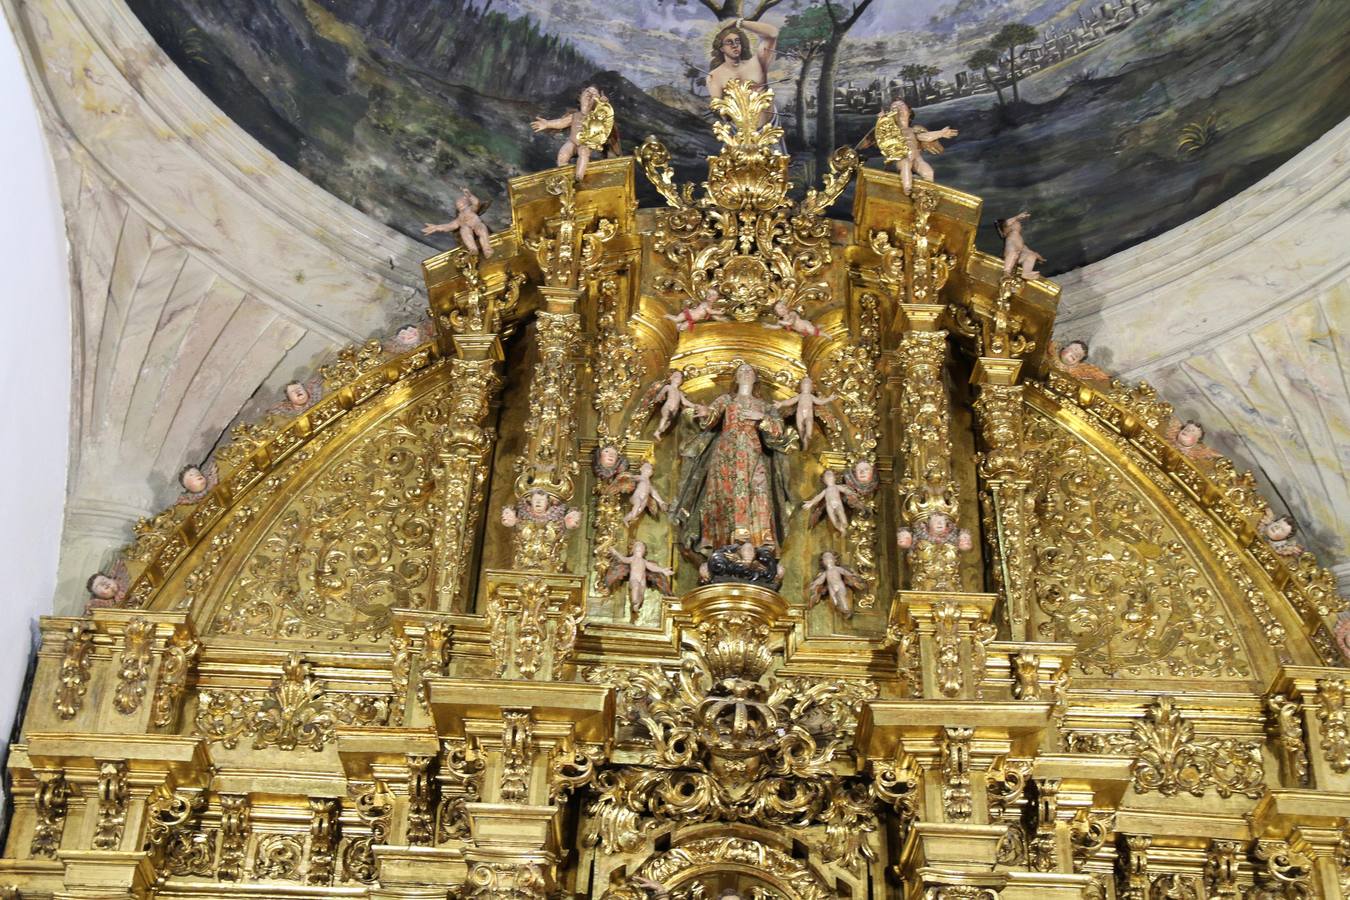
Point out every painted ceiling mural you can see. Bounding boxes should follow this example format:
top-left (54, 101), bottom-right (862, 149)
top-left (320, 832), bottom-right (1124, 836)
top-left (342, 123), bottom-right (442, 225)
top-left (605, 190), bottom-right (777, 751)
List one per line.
top-left (128, 0), bottom-right (1349, 273)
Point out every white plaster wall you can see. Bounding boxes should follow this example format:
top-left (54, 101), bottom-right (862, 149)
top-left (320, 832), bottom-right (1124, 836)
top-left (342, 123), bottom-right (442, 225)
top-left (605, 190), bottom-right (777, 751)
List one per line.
top-left (0, 19), bottom-right (69, 739)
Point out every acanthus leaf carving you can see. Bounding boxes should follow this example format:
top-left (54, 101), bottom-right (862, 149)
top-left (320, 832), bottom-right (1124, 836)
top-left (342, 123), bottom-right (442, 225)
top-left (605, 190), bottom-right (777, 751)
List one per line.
top-left (194, 652), bottom-right (390, 751)
top-left (113, 617), bottom-right (155, 715)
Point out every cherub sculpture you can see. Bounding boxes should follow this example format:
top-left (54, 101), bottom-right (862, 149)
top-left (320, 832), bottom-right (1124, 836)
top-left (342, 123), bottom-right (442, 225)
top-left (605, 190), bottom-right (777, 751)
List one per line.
top-left (1259, 511), bottom-right (1303, 558)
top-left (996, 211), bottom-right (1045, 279)
top-left (846, 458), bottom-right (880, 498)
top-left (664, 289), bottom-right (728, 332)
top-left (767, 300), bottom-right (823, 338)
top-left (699, 530), bottom-right (782, 589)
top-left (624, 461), bottom-right (668, 524)
top-left (898, 513), bottom-right (974, 553)
top-left (1050, 340), bottom-right (1110, 384)
top-left (530, 85), bottom-right (621, 182)
top-left (384, 320), bottom-right (432, 356)
top-left (640, 370), bottom-right (695, 440)
top-left (270, 378), bottom-right (323, 416)
top-left (176, 460), bottom-right (219, 505)
top-left (808, 551), bottom-right (866, 619)
top-left (85, 560), bottom-right (129, 613)
top-left (502, 489), bottom-right (582, 531)
top-left (593, 444), bottom-right (631, 487)
top-left (1165, 418), bottom-right (1220, 462)
top-left (868, 99), bottom-right (957, 196)
top-left (606, 541), bottom-right (674, 614)
top-left (802, 469), bottom-right (860, 535)
top-left (422, 188), bottom-right (494, 258)
top-left (776, 375), bottom-right (836, 449)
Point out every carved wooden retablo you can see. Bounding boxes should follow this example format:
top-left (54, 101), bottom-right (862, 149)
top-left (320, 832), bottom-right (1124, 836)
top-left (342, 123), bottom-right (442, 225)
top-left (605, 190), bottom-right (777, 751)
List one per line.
top-left (2, 80), bottom-right (1348, 900)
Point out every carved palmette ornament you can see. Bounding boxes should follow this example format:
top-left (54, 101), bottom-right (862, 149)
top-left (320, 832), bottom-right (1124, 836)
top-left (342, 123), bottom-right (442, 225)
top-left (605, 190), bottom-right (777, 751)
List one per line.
top-left (1071, 698), bottom-right (1264, 799)
top-left (195, 652), bottom-right (389, 751)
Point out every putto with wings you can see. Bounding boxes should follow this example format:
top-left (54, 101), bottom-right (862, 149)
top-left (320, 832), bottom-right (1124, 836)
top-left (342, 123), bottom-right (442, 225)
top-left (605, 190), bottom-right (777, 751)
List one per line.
top-left (606, 541), bottom-right (674, 614)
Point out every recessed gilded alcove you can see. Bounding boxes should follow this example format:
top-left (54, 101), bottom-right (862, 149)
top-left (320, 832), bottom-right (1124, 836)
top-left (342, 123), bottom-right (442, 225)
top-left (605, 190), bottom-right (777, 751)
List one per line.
top-left (4, 79), bottom-right (1349, 900)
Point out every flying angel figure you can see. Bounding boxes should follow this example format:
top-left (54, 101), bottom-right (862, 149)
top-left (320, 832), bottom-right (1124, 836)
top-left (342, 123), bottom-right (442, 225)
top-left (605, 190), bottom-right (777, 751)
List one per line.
top-left (808, 551), bottom-right (867, 619)
top-left (422, 188), bottom-right (494, 258)
top-left (776, 375), bottom-right (838, 449)
top-left (636, 370), bottom-right (697, 440)
top-left (802, 469), bottom-right (864, 535)
top-left (624, 461), bottom-right (669, 524)
top-left (606, 541), bottom-right (674, 614)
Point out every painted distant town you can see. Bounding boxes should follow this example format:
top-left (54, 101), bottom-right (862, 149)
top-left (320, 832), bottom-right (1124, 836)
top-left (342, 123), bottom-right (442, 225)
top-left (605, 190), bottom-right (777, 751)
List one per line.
top-left (824, 0), bottom-right (1162, 113)
top-left (130, 0), bottom-right (1350, 271)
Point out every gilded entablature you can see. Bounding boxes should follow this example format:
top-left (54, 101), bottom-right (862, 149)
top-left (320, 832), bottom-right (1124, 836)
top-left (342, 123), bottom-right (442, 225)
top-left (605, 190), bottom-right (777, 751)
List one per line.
top-left (10, 68), bottom-right (1350, 900)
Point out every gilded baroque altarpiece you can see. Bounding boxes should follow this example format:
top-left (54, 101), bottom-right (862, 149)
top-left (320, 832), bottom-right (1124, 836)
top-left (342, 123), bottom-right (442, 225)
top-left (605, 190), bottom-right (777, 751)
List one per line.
top-left (3, 83), bottom-right (1349, 900)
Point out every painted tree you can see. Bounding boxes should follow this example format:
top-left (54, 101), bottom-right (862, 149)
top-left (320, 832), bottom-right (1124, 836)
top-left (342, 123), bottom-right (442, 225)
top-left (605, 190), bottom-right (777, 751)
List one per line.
top-left (989, 23), bottom-right (1038, 103)
top-left (813, 0), bottom-right (877, 176)
top-left (654, 0), bottom-right (789, 20)
top-left (899, 63), bottom-right (927, 104)
top-left (965, 47), bottom-right (1006, 106)
top-left (778, 6), bottom-right (832, 146)
top-left (921, 64), bottom-right (941, 97)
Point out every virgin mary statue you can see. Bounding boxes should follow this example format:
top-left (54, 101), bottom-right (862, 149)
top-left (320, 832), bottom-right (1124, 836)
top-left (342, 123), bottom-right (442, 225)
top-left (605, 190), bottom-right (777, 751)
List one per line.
top-left (672, 363), bottom-right (794, 557)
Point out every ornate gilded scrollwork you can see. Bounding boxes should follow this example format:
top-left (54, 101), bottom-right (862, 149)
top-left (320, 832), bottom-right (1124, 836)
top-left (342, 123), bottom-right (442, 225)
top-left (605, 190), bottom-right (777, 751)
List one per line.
top-left (306, 798), bottom-right (340, 885)
top-left (217, 794), bottom-right (250, 881)
top-left (434, 357), bottom-right (502, 612)
top-left (93, 760), bottom-right (129, 850)
top-left (1069, 698), bottom-right (1264, 799)
top-left (407, 754), bottom-right (437, 847)
top-left (1025, 411), bottom-right (1250, 677)
top-left (1266, 693), bottom-right (1310, 786)
top-left (195, 652), bottom-right (390, 751)
top-left (940, 727), bottom-right (974, 821)
top-left (466, 860), bottom-right (548, 899)
top-left (1250, 839), bottom-right (1313, 899)
top-left (29, 771), bottom-right (68, 858)
top-left (151, 626), bottom-right (199, 729)
top-left (341, 781), bottom-right (391, 884)
top-left (438, 739), bottom-right (484, 842)
top-left (1317, 678), bottom-right (1350, 773)
top-left (638, 79), bottom-right (856, 329)
top-left (580, 619), bottom-right (878, 868)
top-left (53, 622), bottom-right (94, 720)
top-left (113, 617), bottom-right (155, 715)
top-left (145, 785), bottom-right (208, 871)
top-left (500, 710), bottom-right (534, 803)
top-left (604, 836), bottom-right (836, 900)
top-left (208, 386), bottom-right (447, 640)
top-left (1205, 839), bottom-right (1241, 899)
top-left (254, 834), bottom-right (304, 880)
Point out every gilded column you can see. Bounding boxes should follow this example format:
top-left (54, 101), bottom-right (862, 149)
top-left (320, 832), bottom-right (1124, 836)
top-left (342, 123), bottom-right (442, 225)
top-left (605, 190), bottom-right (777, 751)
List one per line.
top-left (895, 188), bottom-right (962, 594)
top-left (971, 274), bottom-right (1036, 640)
top-left (589, 276), bottom-right (643, 600)
top-left (430, 257), bottom-right (521, 612)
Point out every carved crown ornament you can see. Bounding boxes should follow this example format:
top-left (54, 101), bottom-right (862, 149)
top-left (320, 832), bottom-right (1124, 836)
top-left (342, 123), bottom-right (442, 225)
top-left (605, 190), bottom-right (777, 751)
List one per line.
top-left (7, 70), bottom-right (1348, 900)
